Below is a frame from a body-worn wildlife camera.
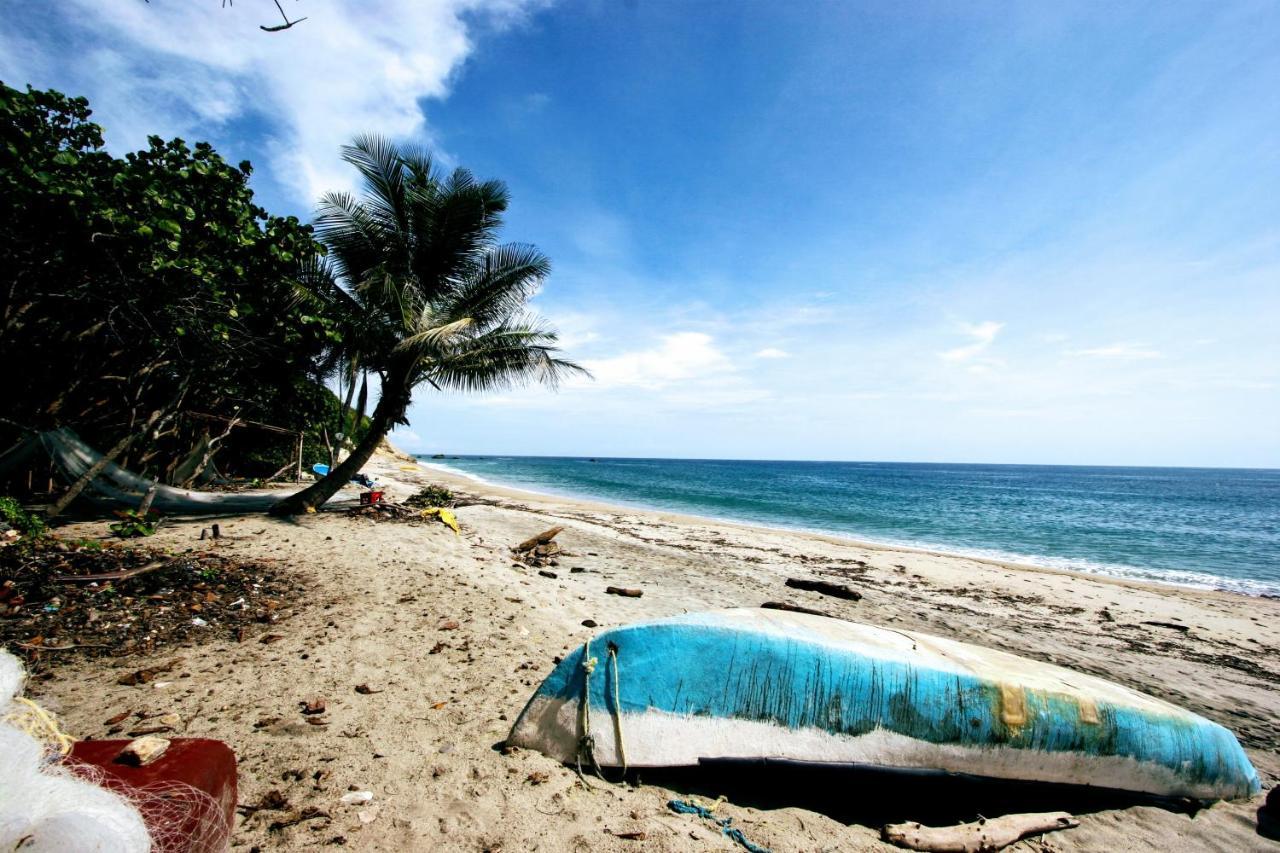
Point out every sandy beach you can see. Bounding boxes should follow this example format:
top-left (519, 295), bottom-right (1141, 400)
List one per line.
top-left (28, 450), bottom-right (1280, 851)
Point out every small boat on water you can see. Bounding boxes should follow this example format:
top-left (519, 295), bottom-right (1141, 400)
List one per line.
top-left (508, 608), bottom-right (1259, 800)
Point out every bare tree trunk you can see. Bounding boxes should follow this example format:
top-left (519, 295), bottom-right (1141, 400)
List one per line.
top-left (338, 355), bottom-right (359, 454)
top-left (178, 416), bottom-right (239, 488)
top-left (348, 372), bottom-right (368, 449)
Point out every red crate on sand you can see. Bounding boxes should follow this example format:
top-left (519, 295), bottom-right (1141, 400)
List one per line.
top-left (359, 490), bottom-right (384, 505)
top-left (67, 738), bottom-right (237, 853)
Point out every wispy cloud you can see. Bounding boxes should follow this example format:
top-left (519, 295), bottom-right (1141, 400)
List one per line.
top-left (940, 320), bottom-right (1004, 362)
top-left (754, 347), bottom-right (790, 359)
top-left (581, 332), bottom-right (732, 390)
top-left (1, 1), bottom-right (547, 203)
top-left (1067, 342), bottom-right (1162, 360)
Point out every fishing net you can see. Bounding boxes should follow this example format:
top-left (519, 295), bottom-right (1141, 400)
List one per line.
top-left (40, 428), bottom-right (288, 514)
top-left (0, 650), bottom-right (232, 853)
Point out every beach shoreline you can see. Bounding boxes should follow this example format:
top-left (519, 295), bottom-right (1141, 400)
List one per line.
top-left (23, 447), bottom-right (1280, 851)
top-left (411, 456), bottom-right (1275, 603)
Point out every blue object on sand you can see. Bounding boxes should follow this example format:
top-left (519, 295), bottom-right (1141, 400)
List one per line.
top-left (508, 608), bottom-right (1260, 801)
top-left (311, 463), bottom-right (330, 476)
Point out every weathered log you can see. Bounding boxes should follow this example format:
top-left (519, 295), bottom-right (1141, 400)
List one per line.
top-left (785, 577), bottom-right (862, 601)
top-left (514, 526), bottom-right (564, 552)
top-left (53, 559), bottom-right (171, 584)
top-left (761, 601), bottom-right (829, 617)
top-left (606, 586), bottom-right (643, 598)
top-left (882, 812), bottom-right (1078, 852)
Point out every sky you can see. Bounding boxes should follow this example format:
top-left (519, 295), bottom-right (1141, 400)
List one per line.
top-left (3, 1), bottom-right (1278, 467)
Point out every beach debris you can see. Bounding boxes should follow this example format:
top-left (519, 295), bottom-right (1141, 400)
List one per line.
top-left (539, 570), bottom-right (558, 579)
top-left (116, 735), bottom-right (170, 766)
top-left (105, 710), bottom-right (132, 726)
top-left (354, 684), bottom-right (382, 695)
top-left (760, 601), bottom-right (829, 617)
top-left (606, 586), bottom-right (643, 598)
top-left (1141, 620), bottom-right (1190, 633)
top-left (267, 807), bottom-right (330, 833)
top-left (2, 539), bottom-right (301, 670)
top-left (515, 526), bottom-right (564, 552)
top-left (260, 633), bottom-right (285, 644)
top-left (419, 507), bottom-right (460, 534)
top-left (525, 771), bottom-right (550, 785)
top-left (511, 527), bottom-right (570, 567)
top-left (667, 799), bottom-right (770, 853)
top-left (581, 619), bottom-right (599, 628)
top-left (300, 697), bottom-right (327, 715)
top-left (438, 618), bottom-right (461, 631)
top-left (429, 641), bottom-right (447, 654)
top-left (610, 830), bottom-right (648, 841)
top-left (118, 659), bottom-right (181, 686)
top-left (882, 811), bottom-right (1078, 851)
top-left (784, 577), bottom-right (863, 601)
top-left (340, 791), bottom-right (373, 805)
top-left (239, 790), bottom-right (291, 816)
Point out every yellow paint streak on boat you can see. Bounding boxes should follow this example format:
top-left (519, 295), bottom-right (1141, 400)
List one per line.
top-left (1000, 684), bottom-right (1027, 728)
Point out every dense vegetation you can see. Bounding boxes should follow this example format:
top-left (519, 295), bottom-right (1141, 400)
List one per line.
top-left (0, 82), bottom-right (575, 514)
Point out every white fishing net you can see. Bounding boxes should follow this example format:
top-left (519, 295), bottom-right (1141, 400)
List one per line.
top-left (40, 428), bottom-right (287, 514)
top-left (0, 649), bottom-right (151, 851)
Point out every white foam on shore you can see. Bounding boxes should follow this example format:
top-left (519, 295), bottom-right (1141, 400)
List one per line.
top-left (411, 457), bottom-right (1280, 599)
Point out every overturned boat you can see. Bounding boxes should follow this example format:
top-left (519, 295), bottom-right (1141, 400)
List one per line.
top-left (508, 609), bottom-right (1259, 800)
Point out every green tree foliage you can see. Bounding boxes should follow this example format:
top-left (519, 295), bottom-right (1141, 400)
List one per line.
top-left (272, 136), bottom-right (584, 514)
top-left (0, 82), bottom-right (339, 481)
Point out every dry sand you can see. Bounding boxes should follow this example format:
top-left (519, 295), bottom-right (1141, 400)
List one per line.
top-left (30, 451), bottom-right (1280, 851)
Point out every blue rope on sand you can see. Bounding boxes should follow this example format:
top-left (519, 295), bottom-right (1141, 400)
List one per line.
top-left (667, 799), bottom-right (772, 853)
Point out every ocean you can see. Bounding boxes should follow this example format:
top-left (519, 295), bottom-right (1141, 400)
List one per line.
top-left (417, 455), bottom-right (1280, 597)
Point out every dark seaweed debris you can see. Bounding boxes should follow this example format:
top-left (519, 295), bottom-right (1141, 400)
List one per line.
top-left (0, 537), bottom-right (304, 668)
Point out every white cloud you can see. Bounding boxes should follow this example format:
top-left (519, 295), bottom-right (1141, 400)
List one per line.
top-left (1067, 343), bottom-right (1162, 360)
top-left (940, 320), bottom-right (1003, 362)
top-left (754, 347), bottom-right (790, 359)
top-left (581, 332), bottom-right (732, 390)
top-left (9, 0), bottom-right (547, 203)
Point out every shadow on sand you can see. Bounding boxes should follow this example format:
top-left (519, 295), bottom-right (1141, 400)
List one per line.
top-left (634, 759), bottom-right (1199, 827)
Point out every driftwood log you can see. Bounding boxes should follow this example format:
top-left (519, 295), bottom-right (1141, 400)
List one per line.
top-left (761, 601), bottom-right (829, 617)
top-left (882, 812), bottom-right (1079, 852)
top-left (785, 577), bottom-right (863, 601)
top-left (606, 586), bottom-right (643, 598)
top-left (514, 526), bottom-right (564, 553)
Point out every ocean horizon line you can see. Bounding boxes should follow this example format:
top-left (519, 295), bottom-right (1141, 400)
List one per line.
top-left (413, 454), bottom-right (1280, 599)
top-left (411, 451), bottom-right (1279, 473)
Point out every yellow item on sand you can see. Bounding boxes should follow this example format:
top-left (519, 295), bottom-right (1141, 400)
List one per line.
top-left (420, 507), bottom-right (460, 534)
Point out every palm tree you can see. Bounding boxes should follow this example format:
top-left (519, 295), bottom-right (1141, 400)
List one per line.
top-left (271, 136), bottom-right (584, 515)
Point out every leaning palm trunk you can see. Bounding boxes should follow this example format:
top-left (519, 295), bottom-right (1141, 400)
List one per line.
top-left (271, 369), bottom-right (409, 515)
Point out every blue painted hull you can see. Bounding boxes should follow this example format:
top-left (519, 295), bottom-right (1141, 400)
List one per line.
top-left (508, 609), bottom-right (1259, 800)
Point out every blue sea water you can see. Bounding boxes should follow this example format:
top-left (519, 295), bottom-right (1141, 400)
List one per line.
top-left (418, 456), bottom-right (1280, 597)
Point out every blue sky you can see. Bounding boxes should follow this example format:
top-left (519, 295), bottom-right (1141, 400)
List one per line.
top-left (3, 1), bottom-right (1278, 466)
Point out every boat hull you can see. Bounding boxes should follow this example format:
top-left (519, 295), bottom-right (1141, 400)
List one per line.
top-left (508, 609), bottom-right (1259, 800)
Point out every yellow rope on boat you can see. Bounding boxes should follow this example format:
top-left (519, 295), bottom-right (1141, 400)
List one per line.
top-left (608, 643), bottom-right (628, 775)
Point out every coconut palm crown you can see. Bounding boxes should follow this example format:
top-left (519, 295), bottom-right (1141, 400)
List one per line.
top-left (272, 135), bottom-right (584, 514)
